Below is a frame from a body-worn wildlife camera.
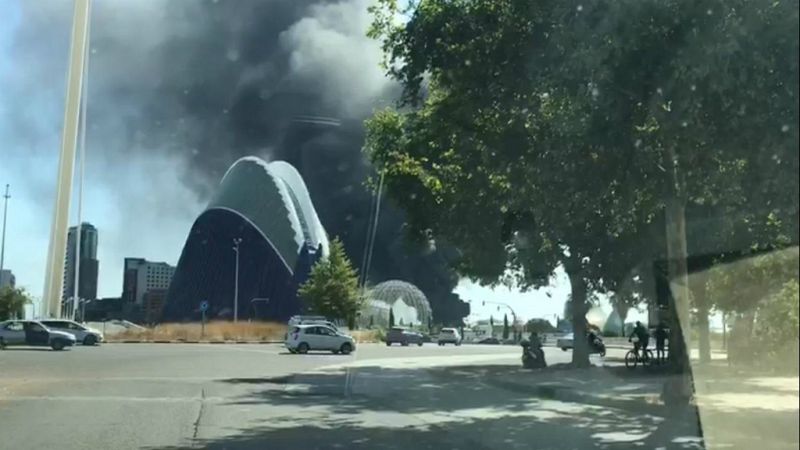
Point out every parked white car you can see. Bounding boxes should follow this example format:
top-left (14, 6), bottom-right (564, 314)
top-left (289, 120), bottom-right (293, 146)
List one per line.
top-left (437, 328), bottom-right (462, 346)
top-left (40, 319), bottom-right (104, 345)
top-left (285, 324), bottom-right (355, 354)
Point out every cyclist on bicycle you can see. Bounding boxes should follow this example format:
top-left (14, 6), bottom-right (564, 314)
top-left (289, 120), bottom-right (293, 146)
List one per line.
top-left (629, 321), bottom-right (650, 357)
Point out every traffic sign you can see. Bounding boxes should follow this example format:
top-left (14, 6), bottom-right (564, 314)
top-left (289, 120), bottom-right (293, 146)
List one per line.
top-left (199, 301), bottom-right (209, 312)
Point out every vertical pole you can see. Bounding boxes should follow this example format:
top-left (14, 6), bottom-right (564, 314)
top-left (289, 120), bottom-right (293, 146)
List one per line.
top-left (233, 238), bottom-right (241, 323)
top-left (361, 171), bottom-right (384, 298)
top-left (201, 310), bottom-right (206, 338)
top-left (0, 184), bottom-right (9, 275)
top-left (71, 22), bottom-right (90, 321)
top-left (42, 0), bottom-right (91, 318)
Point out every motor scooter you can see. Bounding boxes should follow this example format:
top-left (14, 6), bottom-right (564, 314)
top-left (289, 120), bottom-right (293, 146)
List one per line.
top-left (521, 340), bottom-right (547, 369)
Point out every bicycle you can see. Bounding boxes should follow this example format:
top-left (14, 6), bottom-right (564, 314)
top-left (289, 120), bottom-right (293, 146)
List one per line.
top-left (624, 347), bottom-right (654, 369)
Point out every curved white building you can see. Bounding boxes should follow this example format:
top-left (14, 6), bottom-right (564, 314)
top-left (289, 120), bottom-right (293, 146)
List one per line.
top-left (164, 157), bottom-right (328, 321)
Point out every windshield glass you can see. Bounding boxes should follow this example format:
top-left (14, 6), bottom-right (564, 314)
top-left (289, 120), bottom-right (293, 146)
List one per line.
top-left (0, 0), bottom-right (797, 449)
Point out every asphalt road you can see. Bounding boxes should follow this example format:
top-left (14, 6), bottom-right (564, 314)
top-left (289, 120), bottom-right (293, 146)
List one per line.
top-left (0, 343), bottom-right (693, 449)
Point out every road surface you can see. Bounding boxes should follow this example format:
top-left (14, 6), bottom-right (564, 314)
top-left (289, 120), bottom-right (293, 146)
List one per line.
top-left (1, 343), bottom-right (700, 449)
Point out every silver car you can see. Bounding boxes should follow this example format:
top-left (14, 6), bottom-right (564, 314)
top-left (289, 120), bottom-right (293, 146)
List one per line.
top-left (40, 319), bottom-right (104, 346)
top-left (0, 320), bottom-right (77, 351)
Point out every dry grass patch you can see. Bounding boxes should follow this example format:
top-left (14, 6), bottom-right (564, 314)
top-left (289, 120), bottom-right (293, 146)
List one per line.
top-left (111, 321), bottom-right (287, 342)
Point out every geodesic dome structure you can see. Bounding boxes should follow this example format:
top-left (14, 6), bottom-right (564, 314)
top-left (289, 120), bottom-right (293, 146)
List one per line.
top-left (368, 280), bottom-right (432, 326)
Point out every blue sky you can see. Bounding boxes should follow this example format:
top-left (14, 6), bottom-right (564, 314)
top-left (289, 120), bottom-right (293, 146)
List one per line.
top-left (0, 0), bottom-right (649, 325)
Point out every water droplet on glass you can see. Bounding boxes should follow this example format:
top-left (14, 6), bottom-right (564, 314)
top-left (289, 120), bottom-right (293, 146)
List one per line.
top-left (183, 89), bottom-right (190, 95)
top-left (634, 139), bottom-right (642, 148)
top-left (90, 48), bottom-right (97, 54)
top-left (690, 85), bottom-right (696, 92)
top-left (681, 121), bottom-right (688, 127)
top-left (591, 87), bottom-right (599, 98)
top-left (222, 109), bottom-right (229, 115)
top-left (191, 148), bottom-right (199, 156)
top-left (781, 124), bottom-right (790, 133)
top-left (706, 9), bottom-right (713, 15)
top-left (226, 49), bottom-right (240, 62)
top-left (577, 5), bottom-right (583, 11)
top-left (465, 60), bottom-right (472, 66)
top-left (657, 87), bottom-right (663, 95)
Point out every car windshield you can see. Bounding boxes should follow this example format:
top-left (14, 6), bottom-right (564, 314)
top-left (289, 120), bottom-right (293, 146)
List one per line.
top-left (1, 0), bottom-right (797, 449)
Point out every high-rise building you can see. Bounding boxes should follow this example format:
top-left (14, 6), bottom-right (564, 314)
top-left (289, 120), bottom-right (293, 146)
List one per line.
top-left (0, 269), bottom-right (15, 289)
top-left (62, 223), bottom-right (99, 304)
top-left (122, 258), bottom-right (175, 305)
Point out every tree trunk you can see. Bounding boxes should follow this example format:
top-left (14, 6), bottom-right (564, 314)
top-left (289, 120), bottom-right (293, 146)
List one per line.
top-left (721, 313), bottom-right (727, 350)
top-left (566, 268), bottom-right (591, 368)
top-left (696, 301), bottom-right (711, 363)
top-left (665, 199), bottom-right (692, 374)
top-left (616, 305), bottom-right (630, 337)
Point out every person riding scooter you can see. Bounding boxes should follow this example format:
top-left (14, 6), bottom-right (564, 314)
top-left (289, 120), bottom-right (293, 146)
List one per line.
top-left (521, 332), bottom-right (547, 369)
top-left (587, 328), bottom-right (607, 356)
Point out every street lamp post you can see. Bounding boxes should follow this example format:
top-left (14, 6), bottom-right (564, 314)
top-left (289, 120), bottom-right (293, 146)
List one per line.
top-left (1, 184), bottom-right (9, 275)
top-left (232, 238), bottom-right (242, 323)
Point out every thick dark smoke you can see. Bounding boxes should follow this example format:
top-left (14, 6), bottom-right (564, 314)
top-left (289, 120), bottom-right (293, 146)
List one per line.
top-left (3, 0), bottom-right (466, 320)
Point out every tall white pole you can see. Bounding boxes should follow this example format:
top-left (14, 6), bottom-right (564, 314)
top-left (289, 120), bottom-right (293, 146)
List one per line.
top-left (72, 16), bottom-right (91, 321)
top-left (42, 0), bottom-right (91, 318)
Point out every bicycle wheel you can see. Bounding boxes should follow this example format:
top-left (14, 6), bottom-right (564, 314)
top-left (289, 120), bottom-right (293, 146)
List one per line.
top-left (624, 350), bottom-right (638, 369)
top-left (642, 349), bottom-right (655, 367)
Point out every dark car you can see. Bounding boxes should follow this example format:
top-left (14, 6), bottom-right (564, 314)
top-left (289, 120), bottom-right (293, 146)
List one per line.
top-left (385, 327), bottom-right (424, 346)
top-left (478, 337), bottom-right (501, 345)
top-left (0, 320), bottom-right (77, 350)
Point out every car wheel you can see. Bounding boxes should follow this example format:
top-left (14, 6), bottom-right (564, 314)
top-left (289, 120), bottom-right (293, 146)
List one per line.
top-left (456, 342), bottom-right (461, 346)
top-left (297, 342), bottom-right (310, 354)
top-left (417, 342), bottom-right (423, 347)
top-left (0, 338), bottom-right (5, 350)
top-left (51, 340), bottom-right (65, 351)
top-left (386, 342), bottom-right (392, 346)
top-left (340, 343), bottom-right (353, 355)
top-left (561, 347), bottom-right (568, 352)
top-left (288, 348), bottom-right (297, 354)
top-left (83, 335), bottom-right (97, 346)
top-left (401, 341), bottom-right (409, 347)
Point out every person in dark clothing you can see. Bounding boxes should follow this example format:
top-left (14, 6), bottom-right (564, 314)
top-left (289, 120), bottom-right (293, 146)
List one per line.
top-left (654, 323), bottom-right (669, 363)
top-left (629, 321), bottom-right (650, 359)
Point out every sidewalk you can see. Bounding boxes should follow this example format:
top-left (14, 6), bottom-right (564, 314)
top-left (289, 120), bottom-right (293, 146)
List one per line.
top-left (481, 361), bottom-right (798, 449)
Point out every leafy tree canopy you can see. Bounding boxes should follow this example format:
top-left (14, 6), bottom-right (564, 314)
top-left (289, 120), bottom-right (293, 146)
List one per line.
top-left (366, 0), bottom-right (798, 366)
top-left (0, 287), bottom-right (31, 321)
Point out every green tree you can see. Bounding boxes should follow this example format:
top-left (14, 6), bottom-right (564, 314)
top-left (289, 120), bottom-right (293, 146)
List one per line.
top-left (298, 238), bottom-right (363, 329)
top-left (389, 308), bottom-right (395, 328)
top-left (754, 280), bottom-right (799, 372)
top-left (367, 0), bottom-right (798, 369)
top-left (525, 318), bottom-right (557, 334)
top-left (502, 314), bottom-right (510, 340)
top-left (0, 287), bottom-right (30, 320)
